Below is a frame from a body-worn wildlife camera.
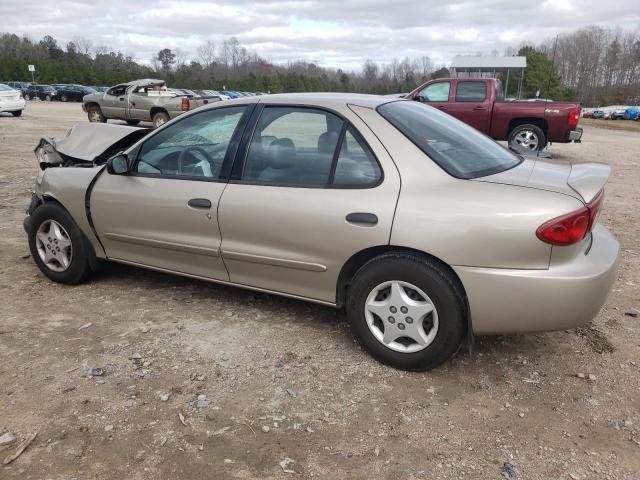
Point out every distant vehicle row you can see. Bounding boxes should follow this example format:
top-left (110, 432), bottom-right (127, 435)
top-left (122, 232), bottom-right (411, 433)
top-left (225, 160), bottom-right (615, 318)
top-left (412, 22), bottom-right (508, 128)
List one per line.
top-left (582, 108), bottom-right (639, 121)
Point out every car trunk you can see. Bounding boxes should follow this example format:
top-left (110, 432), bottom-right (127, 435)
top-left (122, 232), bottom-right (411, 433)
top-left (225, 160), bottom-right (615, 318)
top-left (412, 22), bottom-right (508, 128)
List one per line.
top-left (0, 89), bottom-right (21, 102)
top-left (473, 158), bottom-right (610, 204)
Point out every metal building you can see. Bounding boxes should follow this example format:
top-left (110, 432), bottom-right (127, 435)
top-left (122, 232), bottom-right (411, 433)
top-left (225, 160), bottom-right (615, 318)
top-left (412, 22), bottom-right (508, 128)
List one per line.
top-left (450, 56), bottom-right (527, 99)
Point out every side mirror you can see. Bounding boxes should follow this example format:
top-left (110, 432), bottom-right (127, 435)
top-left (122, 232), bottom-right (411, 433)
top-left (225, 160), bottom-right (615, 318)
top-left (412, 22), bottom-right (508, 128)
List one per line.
top-left (413, 95), bottom-right (424, 102)
top-left (106, 153), bottom-right (130, 175)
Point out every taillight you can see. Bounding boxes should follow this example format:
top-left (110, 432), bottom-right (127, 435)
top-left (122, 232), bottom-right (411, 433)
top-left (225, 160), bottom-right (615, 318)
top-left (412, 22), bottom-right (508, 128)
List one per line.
top-left (181, 96), bottom-right (189, 111)
top-left (568, 107), bottom-right (580, 127)
top-left (536, 189), bottom-right (604, 246)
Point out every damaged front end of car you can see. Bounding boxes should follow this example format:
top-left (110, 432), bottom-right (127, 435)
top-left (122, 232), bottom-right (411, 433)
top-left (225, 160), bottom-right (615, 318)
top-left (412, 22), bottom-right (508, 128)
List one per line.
top-left (34, 123), bottom-right (151, 170)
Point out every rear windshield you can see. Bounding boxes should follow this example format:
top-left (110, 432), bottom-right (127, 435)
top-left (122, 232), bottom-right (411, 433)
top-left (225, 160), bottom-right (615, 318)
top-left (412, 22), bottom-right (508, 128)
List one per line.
top-left (377, 100), bottom-right (521, 179)
top-left (0, 84), bottom-right (13, 91)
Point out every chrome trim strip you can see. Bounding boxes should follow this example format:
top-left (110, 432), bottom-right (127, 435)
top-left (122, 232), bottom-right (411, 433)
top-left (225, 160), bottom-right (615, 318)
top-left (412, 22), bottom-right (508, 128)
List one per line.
top-left (104, 232), bottom-right (219, 257)
top-left (221, 250), bottom-right (327, 272)
top-left (108, 258), bottom-right (336, 307)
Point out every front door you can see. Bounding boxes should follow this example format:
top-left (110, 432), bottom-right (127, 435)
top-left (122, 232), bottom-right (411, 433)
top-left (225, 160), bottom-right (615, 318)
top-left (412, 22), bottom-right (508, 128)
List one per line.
top-left (90, 105), bottom-right (250, 280)
top-left (218, 105), bottom-right (400, 303)
top-left (101, 85), bottom-right (128, 118)
top-left (415, 81), bottom-right (451, 114)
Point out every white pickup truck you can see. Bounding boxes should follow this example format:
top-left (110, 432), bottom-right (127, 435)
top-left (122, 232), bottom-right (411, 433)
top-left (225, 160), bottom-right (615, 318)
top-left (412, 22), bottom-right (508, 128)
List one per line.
top-left (82, 78), bottom-right (220, 128)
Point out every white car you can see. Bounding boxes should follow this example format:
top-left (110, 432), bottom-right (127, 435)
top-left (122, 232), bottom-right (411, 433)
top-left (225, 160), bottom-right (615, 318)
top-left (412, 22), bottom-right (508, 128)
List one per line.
top-left (0, 83), bottom-right (26, 116)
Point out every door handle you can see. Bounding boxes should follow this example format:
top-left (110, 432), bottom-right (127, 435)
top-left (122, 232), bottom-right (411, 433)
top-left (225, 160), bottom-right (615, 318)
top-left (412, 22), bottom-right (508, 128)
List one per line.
top-left (188, 198), bottom-right (212, 209)
top-left (346, 213), bottom-right (378, 225)
top-left (119, 97), bottom-right (124, 101)
top-left (437, 105), bottom-right (448, 110)
top-left (473, 106), bottom-right (487, 111)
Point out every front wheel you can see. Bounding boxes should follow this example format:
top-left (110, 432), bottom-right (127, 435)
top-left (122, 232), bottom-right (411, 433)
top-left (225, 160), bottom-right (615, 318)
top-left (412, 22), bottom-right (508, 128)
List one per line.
top-left (45, 94), bottom-right (51, 102)
top-left (87, 105), bottom-right (106, 123)
top-left (11, 110), bottom-right (22, 117)
top-left (508, 124), bottom-right (546, 152)
top-left (60, 94), bottom-right (68, 102)
top-left (27, 203), bottom-right (92, 284)
top-left (346, 253), bottom-right (466, 370)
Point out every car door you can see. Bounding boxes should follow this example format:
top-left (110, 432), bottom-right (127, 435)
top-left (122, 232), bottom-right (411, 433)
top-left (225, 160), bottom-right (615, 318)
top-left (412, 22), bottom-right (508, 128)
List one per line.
top-left (414, 81), bottom-right (452, 113)
top-left (102, 85), bottom-right (127, 117)
top-left (445, 81), bottom-right (492, 134)
top-left (90, 105), bottom-right (251, 280)
top-left (218, 104), bottom-right (401, 303)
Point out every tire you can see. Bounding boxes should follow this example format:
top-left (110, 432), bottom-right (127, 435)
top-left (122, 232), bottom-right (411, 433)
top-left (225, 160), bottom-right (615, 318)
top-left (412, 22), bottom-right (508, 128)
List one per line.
top-left (87, 104), bottom-right (106, 123)
top-left (45, 94), bottom-right (51, 102)
top-left (126, 119), bottom-right (141, 126)
top-left (152, 111), bottom-right (169, 128)
top-left (60, 94), bottom-right (68, 102)
top-left (508, 124), bottom-right (546, 152)
top-left (27, 203), bottom-right (92, 285)
top-left (346, 252), bottom-right (466, 371)
top-left (24, 94), bottom-right (30, 101)
top-left (11, 110), bottom-right (22, 117)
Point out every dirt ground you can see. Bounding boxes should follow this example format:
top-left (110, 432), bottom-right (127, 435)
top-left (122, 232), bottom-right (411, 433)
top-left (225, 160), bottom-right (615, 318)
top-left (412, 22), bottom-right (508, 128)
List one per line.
top-left (1, 101), bottom-right (639, 480)
top-left (580, 118), bottom-right (640, 133)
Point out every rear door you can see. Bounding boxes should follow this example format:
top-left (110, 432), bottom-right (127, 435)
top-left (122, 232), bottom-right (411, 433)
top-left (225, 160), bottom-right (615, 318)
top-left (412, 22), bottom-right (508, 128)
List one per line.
top-left (218, 104), bottom-right (400, 303)
top-left (446, 80), bottom-right (492, 134)
top-left (90, 105), bottom-right (251, 280)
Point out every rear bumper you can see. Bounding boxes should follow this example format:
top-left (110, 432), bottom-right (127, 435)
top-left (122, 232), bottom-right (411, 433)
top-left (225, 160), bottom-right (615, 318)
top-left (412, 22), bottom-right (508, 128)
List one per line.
top-left (454, 224), bottom-right (620, 335)
top-left (567, 127), bottom-right (583, 142)
top-left (0, 98), bottom-right (26, 112)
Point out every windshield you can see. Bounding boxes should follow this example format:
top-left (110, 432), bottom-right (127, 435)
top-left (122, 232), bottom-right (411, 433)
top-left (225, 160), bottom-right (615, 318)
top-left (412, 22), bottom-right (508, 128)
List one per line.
top-left (377, 101), bottom-right (521, 179)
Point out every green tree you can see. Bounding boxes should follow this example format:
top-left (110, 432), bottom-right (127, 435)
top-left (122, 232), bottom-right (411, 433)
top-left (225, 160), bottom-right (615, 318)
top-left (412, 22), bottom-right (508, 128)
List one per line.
top-left (509, 46), bottom-right (562, 100)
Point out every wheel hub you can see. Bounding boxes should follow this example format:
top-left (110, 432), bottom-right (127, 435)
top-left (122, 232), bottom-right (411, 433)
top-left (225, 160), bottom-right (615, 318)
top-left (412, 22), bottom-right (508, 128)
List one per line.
top-left (35, 219), bottom-right (72, 272)
top-left (364, 281), bottom-right (439, 353)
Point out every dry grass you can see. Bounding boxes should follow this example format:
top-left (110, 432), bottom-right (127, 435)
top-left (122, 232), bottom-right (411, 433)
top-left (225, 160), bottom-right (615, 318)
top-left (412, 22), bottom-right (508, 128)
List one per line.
top-left (581, 117), bottom-right (640, 132)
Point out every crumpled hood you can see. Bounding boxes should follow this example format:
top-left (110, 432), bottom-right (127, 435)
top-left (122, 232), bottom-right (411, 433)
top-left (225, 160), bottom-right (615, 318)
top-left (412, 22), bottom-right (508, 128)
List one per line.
top-left (34, 123), bottom-right (150, 169)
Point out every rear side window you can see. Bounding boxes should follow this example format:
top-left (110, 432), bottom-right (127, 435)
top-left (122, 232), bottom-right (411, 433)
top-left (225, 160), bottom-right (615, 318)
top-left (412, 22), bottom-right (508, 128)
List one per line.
top-left (241, 107), bottom-right (381, 188)
top-left (378, 101), bottom-right (521, 179)
top-left (455, 82), bottom-right (487, 102)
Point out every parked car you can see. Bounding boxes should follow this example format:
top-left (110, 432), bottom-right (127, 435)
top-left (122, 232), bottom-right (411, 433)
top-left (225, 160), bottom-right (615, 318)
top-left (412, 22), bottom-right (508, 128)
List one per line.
top-left (5, 81), bottom-right (32, 96)
top-left (592, 110), bottom-right (605, 119)
top-left (405, 78), bottom-right (583, 151)
top-left (51, 84), bottom-right (97, 102)
top-left (82, 79), bottom-right (202, 128)
top-left (24, 84), bottom-right (58, 101)
top-left (0, 83), bottom-right (26, 116)
top-left (610, 108), bottom-right (626, 120)
top-left (24, 94), bottom-right (619, 370)
top-left (582, 111), bottom-right (594, 118)
top-left (90, 86), bottom-right (109, 93)
top-left (623, 107), bottom-right (639, 120)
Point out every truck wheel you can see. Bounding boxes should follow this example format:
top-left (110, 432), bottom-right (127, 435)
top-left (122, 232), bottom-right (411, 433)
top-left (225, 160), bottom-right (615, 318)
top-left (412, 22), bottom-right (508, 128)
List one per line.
top-left (126, 120), bottom-right (141, 126)
top-left (87, 105), bottom-right (106, 123)
top-left (11, 110), bottom-right (22, 117)
top-left (152, 111), bottom-right (169, 128)
top-left (508, 124), bottom-right (546, 152)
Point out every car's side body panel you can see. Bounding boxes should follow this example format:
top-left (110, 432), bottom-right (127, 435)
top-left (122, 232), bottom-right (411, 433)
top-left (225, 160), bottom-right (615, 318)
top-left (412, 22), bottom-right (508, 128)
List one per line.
top-left (89, 174), bottom-right (230, 281)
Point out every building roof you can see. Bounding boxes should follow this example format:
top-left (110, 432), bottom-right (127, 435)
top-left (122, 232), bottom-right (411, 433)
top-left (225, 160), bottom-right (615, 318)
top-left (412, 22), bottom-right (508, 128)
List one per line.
top-left (451, 56), bottom-right (527, 69)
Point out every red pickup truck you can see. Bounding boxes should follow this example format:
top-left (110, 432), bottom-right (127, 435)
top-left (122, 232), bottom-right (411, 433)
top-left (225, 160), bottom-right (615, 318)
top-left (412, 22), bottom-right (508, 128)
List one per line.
top-left (406, 78), bottom-right (582, 151)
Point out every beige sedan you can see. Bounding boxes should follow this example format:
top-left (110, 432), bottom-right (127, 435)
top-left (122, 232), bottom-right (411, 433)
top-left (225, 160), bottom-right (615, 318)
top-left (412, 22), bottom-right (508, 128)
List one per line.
top-left (24, 93), bottom-right (619, 370)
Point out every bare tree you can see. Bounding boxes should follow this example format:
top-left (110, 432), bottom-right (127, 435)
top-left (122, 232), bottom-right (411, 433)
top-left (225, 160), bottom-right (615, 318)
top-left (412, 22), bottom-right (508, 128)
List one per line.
top-left (197, 40), bottom-right (216, 67)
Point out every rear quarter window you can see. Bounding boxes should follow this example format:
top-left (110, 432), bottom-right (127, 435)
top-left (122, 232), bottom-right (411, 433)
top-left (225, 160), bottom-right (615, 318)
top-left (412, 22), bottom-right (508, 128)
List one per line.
top-left (377, 101), bottom-right (521, 179)
top-left (455, 82), bottom-right (487, 102)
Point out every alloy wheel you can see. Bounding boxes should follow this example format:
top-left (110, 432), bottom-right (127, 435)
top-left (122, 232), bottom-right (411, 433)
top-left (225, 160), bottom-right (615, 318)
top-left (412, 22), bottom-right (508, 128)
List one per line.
top-left (364, 280), bottom-right (439, 353)
top-left (35, 219), bottom-right (73, 272)
top-left (514, 130), bottom-right (539, 150)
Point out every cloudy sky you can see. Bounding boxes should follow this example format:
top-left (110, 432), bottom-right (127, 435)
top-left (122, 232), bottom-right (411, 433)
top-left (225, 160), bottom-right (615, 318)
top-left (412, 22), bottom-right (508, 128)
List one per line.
top-left (1, 0), bottom-right (638, 70)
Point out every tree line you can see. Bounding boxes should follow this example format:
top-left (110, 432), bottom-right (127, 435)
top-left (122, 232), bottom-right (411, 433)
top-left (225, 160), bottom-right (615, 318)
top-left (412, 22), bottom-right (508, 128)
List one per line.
top-left (0, 27), bottom-right (638, 106)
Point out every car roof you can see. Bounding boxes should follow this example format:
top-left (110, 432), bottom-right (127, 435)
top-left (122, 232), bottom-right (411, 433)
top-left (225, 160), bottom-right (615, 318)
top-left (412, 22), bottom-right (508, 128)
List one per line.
top-left (201, 92), bottom-right (395, 110)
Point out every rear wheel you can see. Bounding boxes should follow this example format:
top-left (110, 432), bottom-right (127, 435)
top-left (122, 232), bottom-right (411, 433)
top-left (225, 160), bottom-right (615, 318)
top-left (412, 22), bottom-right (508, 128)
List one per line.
top-left (508, 124), bottom-right (546, 152)
top-left (152, 111), bottom-right (169, 128)
top-left (346, 253), bottom-right (466, 370)
top-left (60, 94), bottom-right (68, 102)
top-left (45, 94), bottom-right (51, 102)
top-left (24, 93), bottom-right (30, 101)
top-left (27, 203), bottom-right (92, 284)
top-left (11, 110), bottom-right (22, 117)
top-left (87, 104), bottom-right (106, 123)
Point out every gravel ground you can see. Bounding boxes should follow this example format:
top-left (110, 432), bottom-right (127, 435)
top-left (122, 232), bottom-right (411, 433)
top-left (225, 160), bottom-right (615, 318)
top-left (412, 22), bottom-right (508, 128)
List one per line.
top-left (1, 101), bottom-right (639, 479)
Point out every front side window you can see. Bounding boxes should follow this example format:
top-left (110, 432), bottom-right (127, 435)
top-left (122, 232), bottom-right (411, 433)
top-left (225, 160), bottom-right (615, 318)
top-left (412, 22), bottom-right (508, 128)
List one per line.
top-left (107, 86), bottom-right (127, 96)
top-left (135, 106), bottom-right (246, 179)
top-left (418, 82), bottom-right (450, 102)
top-left (378, 101), bottom-right (521, 179)
top-left (242, 107), bottom-right (343, 186)
top-left (455, 82), bottom-right (487, 102)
